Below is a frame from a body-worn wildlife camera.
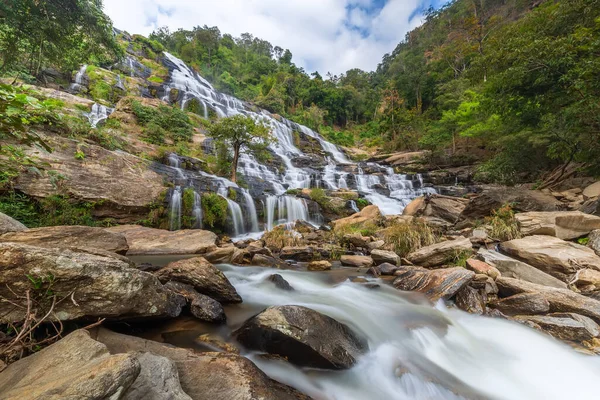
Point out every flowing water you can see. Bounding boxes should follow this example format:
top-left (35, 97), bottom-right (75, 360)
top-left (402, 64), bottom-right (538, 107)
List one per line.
top-left (218, 265), bottom-right (600, 400)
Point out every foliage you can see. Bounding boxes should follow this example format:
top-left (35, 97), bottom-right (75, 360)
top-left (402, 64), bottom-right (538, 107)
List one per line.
top-left (131, 101), bottom-right (194, 145)
top-left (201, 193), bottom-right (228, 230)
top-left (382, 219), bottom-right (438, 257)
top-left (208, 115), bottom-right (273, 182)
top-left (485, 204), bottom-right (521, 242)
top-left (263, 225), bottom-right (303, 249)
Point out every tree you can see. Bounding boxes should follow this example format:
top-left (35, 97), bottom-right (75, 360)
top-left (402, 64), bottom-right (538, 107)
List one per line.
top-left (208, 115), bottom-right (274, 182)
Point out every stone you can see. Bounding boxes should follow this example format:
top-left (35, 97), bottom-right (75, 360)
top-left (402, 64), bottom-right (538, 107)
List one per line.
top-left (423, 195), bottom-right (470, 224)
top-left (280, 246), bottom-right (315, 261)
top-left (340, 255), bottom-right (374, 268)
top-left (0, 330), bottom-right (140, 400)
top-left (466, 258), bottom-right (500, 279)
top-left (496, 277), bottom-right (600, 324)
top-left (267, 274), bottom-right (294, 291)
top-left (106, 225), bottom-right (218, 255)
top-left (572, 269), bottom-right (600, 292)
top-left (477, 248), bottom-right (567, 289)
top-left (156, 257), bottom-right (242, 304)
top-left (247, 240), bottom-right (273, 257)
top-left (589, 229), bottom-right (600, 256)
top-left (393, 265), bottom-right (475, 301)
top-left (583, 181), bottom-right (600, 199)
top-left (454, 286), bottom-right (485, 314)
top-left (332, 205), bottom-right (383, 229)
top-left (1, 225), bottom-right (129, 254)
top-left (402, 196), bottom-right (426, 217)
top-left (0, 243), bottom-right (184, 323)
top-left (234, 305), bottom-right (366, 370)
top-left (368, 240), bottom-right (386, 250)
top-left (92, 328), bottom-right (311, 400)
top-left (343, 233), bottom-right (372, 248)
top-left (406, 237), bottom-right (473, 267)
top-left (308, 260), bottom-right (332, 271)
top-left (384, 151), bottom-right (430, 167)
top-left (203, 246), bottom-right (236, 264)
top-left (0, 212), bottom-right (27, 234)
top-left (370, 249), bottom-right (400, 266)
top-left (163, 281), bottom-right (226, 323)
top-left (252, 253), bottom-right (288, 268)
top-left (16, 136), bottom-right (165, 223)
top-left (195, 334), bottom-right (240, 354)
top-left (124, 352), bottom-right (192, 400)
top-left (515, 211), bottom-right (600, 240)
top-left (499, 235), bottom-right (600, 282)
top-left (492, 293), bottom-right (550, 316)
top-left (514, 313), bottom-right (600, 342)
top-left (377, 262), bottom-right (400, 276)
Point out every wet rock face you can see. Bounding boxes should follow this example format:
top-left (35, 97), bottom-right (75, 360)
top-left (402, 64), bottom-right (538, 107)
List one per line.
top-left (0, 226), bottom-right (129, 254)
top-left (393, 265), bottom-right (475, 302)
top-left (0, 243), bottom-right (184, 323)
top-left (234, 305), bottom-right (367, 370)
top-left (156, 257), bottom-right (242, 304)
top-left (0, 330), bottom-right (140, 400)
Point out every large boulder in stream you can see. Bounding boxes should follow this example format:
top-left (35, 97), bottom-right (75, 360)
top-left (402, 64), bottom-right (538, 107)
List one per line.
top-left (514, 313), bottom-right (600, 343)
top-left (156, 257), bottom-right (242, 304)
top-left (0, 225), bottom-right (129, 254)
top-left (499, 235), bottom-right (600, 282)
top-left (0, 330), bottom-right (140, 400)
top-left (406, 236), bottom-right (473, 267)
top-left (233, 305), bottom-right (367, 370)
top-left (106, 225), bottom-right (218, 255)
top-left (393, 265), bottom-right (475, 301)
top-left (0, 243), bottom-right (184, 323)
top-left (91, 327), bottom-right (311, 400)
top-left (0, 212), bottom-right (27, 234)
top-left (515, 211), bottom-right (600, 240)
top-left (15, 136), bottom-right (166, 223)
top-left (164, 281), bottom-right (226, 323)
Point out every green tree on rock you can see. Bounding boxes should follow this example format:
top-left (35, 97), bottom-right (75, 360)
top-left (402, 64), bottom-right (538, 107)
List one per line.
top-left (208, 115), bottom-right (274, 183)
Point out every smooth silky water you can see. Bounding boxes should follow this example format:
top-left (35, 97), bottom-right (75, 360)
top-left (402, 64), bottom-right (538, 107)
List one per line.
top-left (126, 258), bottom-right (600, 400)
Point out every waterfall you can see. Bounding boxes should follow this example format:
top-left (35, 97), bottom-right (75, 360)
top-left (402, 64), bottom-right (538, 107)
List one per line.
top-left (169, 186), bottom-right (182, 231)
top-left (242, 189), bottom-right (259, 232)
top-left (224, 196), bottom-right (244, 236)
top-left (265, 195), bottom-right (310, 231)
top-left (86, 103), bottom-right (114, 128)
top-left (349, 200), bottom-right (360, 213)
top-left (70, 65), bottom-right (87, 92)
top-left (167, 153), bottom-right (186, 180)
top-left (192, 190), bottom-right (203, 229)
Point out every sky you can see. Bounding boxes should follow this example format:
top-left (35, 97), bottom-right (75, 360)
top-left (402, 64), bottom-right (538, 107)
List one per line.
top-left (103, 0), bottom-right (448, 74)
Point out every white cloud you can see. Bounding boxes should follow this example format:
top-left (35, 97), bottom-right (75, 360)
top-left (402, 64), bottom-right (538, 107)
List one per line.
top-left (103, 0), bottom-right (431, 74)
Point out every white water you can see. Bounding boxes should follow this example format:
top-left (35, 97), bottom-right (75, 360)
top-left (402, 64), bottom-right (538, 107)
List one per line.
top-left (242, 189), bottom-right (260, 232)
top-left (169, 186), bottom-right (182, 231)
top-left (223, 196), bottom-right (244, 237)
top-left (192, 190), bottom-right (203, 229)
top-left (70, 65), bottom-right (87, 92)
top-left (86, 103), bottom-right (114, 128)
top-left (222, 265), bottom-right (600, 400)
top-left (265, 195), bottom-right (311, 231)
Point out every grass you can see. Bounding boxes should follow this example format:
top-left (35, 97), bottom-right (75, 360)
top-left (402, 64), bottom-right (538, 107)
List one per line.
top-left (486, 204), bottom-right (521, 242)
top-left (381, 219), bottom-right (438, 257)
top-left (263, 225), bottom-right (303, 249)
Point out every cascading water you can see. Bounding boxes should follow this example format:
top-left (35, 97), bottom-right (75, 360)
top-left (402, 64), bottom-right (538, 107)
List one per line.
top-left (242, 190), bottom-right (259, 232)
top-left (264, 195), bottom-right (311, 231)
top-left (192, 190), bottom-right (203, 229)
top-left (221, 265), bottom-right (600, 400)
top-left (70, 65), bottom-right (87, 92)
top-left (223, 196), bottom-right (244, 237)
top-left (85, 103), bottom-right (114, 128)
top-left (169, 186), bottom-right (182, 231)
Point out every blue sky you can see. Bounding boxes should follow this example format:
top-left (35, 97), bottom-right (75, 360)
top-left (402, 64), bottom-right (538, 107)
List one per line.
top-left (104, 0), bottom-right (449, 74)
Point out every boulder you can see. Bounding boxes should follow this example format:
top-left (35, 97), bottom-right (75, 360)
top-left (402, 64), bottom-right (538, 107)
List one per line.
top-left (589, 229), bottom-right (600, 256)
top-left (583, 181), bottom-right (600, 199)
top-left (393, 265), bottom-right (475, 301)
top-left (92, 328), bottom-right (311, 400)
top-left (267, 274), bottom-right (294, 291)
top-left (496, 277), bottom-right (600, 324)
top-left (571, 269), bottom-right (600, 293)
top-left (331, 205), bottom-right (382, 229)
top-left (106, 225), bottom-right (218, 255)
top-left (454, 286), bottom-right (485, 314)
top-left (308, 260), bottom-right (332, 271)
top-left (402, 196), bottom-right (426, 217)
top-left (406, 237), bottom-right (472, 267)
top-left (499, 235), bottom-right (600, 282)
top-left (164, 281), bottom-right (226, 323)
top-left (252, 253), bottom-right (288, 268)
top-left (514, 313), bottom-right (600, 342)
top-left (515, 211), bottom-right (600, 240)
top-left (477, 248), bottom-right (567, 289)
top-left (0, 212), bottom-right (27, 234)
top-left (1, 225), bottom-right (129, 254)
top-left (280, 246), bottom-right (315, 262)
top-left (466, 258), bottom-right (500, 279)
top-left (0, 330), bottom-right (140, 400)
top-left (370, 249), bottom-right (400, 266)
top-left (156, 257), bottom-right (241, 304)
top-left (343, 233), bottom-right (372, 248)
top-left (124, 352), bottom-right (192, 400)
top-left (492, 293), bottom-right (550, 316)
top-left (340, 255), bottom-right (374, 268)
top-left (383, 151), bottom-right (430, 167)
top-left (403, 195), bottom-right (468, 224)
top-left (370, 262), bottom-right (399, 276)
top-left (234, 305), bottom-right (366, 370)
top-left (0, 243), bottom-right (184, 323)
top-left (15, 136), bottom-right (165, 223)
top-left (204, 246), bottom-right (236, 264)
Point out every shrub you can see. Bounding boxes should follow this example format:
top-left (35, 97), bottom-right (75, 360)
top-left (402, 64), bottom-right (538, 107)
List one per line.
top-left (382, 219), bottom-right (438, 257)
top-left (486, 204), bottom-right (521, 242)
top-left (263, 225), bottom-right (303, 249)
top-left (131, 101), bottom-right (194, 145)
top-left (201, 193), bottom-right (228, 229)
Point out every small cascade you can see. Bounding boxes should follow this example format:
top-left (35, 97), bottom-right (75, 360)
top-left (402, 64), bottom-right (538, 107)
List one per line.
top-left (242, 190), bottom-right (259, 232)
top-left (115, 74), bottom-right (126, 91)
top-left (70, 65), bottom-right (87, 92)
top-left (86, 103), bottom-right (114, 128)
top-left (169, 186), bottom-right (182, 231)
top-left (167, 153), bottom-right (186, 180)
top-left (349, 200), bottom-right (360, 213)
top-left (265, 195), bottom-right (310, 231)
top-left (224, 196), bottom-right (244, 236)
top-left (192, 190), bottom-right (203, 229)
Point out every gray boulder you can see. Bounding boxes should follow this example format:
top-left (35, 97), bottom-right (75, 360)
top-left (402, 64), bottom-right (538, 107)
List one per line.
top-left (370, 249), bottom-right (400, 266)
top-left (0, 212), bottom-right (27, 234)
top-left (407, 237), bottom-right (473, 267)
top-left (124, 352), bottom-right (192, 400)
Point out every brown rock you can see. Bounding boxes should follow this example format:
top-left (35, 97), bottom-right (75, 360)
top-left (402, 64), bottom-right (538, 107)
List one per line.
top-left (454, 286), bottom-right (485, 314)
top-left (340, 255), bottom-right (374, 268)
top-left (251, 253), bottom-right (288, 268)
top-left (1, 225), bottom-right (129, 254)
top-left (589, 229), bottom-right (600, 256)
top-left (106, 225), bottom-right (218, 255)
top-left (332, 205), bottom-right (382, 229)
top-left (204, 246), bottom-right (236, 264)
top-left (406, 237), bottom-right (473, 267)
top-left (514, 313), bottom-right (600, 342)
top-left (0, 212), bottom-right (27, 234)
top-left (515, 211), bottom-right (600, 240)
top-left (308, 260), bottom-right (332, 271)
top-left (492, 293), bottom-right (550, 316)
top-left (370, 249), bottom-right (400, 266)
top-left (156, 257), bottom-right (241, 304)
top-left (280, 246), bottom-right (315, 261)
top-left (343, 233), bottom-right (372, 248)
top-left (583, 181), bottom-right (600, 199)
top-left (393, 265), bottom-right (475, 301)
top-left (466, 258), bottom-right (500, 279)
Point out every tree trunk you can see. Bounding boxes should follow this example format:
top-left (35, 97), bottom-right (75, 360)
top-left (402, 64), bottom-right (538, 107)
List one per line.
top-left (231, 144), bottom-right (240, 183)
